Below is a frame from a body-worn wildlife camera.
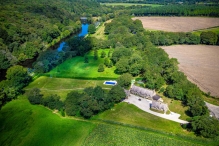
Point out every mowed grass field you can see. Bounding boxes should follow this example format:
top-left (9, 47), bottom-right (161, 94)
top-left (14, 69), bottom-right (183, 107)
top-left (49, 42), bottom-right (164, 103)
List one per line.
top-left (1, 99), bottom-right (215, 146)
top-left (24, 76), bottom-right (112, 100)
top-left (100, 3), bottom-right (162, 7)
top-left (0, 98), bottom-right (95, 146)
top-left (93, 103), bottom-right (192, 136)
top-left (47, 49), bottom-right (119, 79)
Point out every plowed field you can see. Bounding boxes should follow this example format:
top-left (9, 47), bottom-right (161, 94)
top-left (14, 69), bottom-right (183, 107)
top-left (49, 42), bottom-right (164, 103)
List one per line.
top-left (133, 17), bottom-right (219, 32)
top-left (161, 45), bottom-right (219, 97)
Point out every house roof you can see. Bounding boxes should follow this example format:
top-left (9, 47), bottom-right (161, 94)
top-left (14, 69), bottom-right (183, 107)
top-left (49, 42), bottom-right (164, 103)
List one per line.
top-left (130, 85), bottom-right (155, 97)
top-left (151, 100), bottom-right (168, 111)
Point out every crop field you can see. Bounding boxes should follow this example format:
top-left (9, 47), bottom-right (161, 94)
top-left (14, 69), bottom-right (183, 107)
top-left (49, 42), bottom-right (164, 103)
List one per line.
top-left (24, 76), bottom-right (112, 100)
top-left (161, 45), bottom-right (219, 98)
top-left (0, 98), bottom-right (95, 146)
top-left (133, 17), bottom-right (219, 32)
top-left (100, 3), bottom-right (162, 7)
top-left (83, 123), bottom-right (211, 146)
top-left (47, 49), bottom-right (119, 79)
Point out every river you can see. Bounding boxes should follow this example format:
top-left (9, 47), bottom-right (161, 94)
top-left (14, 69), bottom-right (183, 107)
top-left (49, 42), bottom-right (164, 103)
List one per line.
top-left (0, 24), bottom-right (89, 81)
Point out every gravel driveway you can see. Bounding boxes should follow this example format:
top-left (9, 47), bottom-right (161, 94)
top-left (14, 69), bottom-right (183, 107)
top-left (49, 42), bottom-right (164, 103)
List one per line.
top-left (124, 94), bottom-right (188, 124)
top-left (205, 102), bottom-right (219, 120)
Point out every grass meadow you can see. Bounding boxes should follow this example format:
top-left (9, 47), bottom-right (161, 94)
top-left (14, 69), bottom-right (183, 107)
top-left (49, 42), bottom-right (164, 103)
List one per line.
top-left (24, 76), bottom-right (112, 100)
top-left (47, 49), bottom-right (119, 79)
top-left (100, 3), bottom-right (162, 7)
top-left (0, 98), bottom-right (95, 146)
top-left (90, 20), bottom-right (112, 40)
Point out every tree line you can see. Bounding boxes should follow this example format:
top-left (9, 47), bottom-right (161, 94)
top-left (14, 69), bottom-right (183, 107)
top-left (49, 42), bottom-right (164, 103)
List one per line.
top-left (131, 5), bottom-right (219, 17)
top-left (27, 85), bottom-right (126, 119)
top-left (147, 31), bottom-right (219, 46)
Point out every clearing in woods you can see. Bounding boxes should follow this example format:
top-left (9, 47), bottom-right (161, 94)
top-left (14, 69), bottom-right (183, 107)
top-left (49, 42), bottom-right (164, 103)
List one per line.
top-left (133, 17), bottom-right (219, 32)
top-left (161, 45), bottom-right (219, 98)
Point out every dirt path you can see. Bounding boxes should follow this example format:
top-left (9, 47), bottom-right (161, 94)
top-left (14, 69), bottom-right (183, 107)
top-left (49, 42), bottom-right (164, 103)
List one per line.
top-left (124, 94), bottom-right (188, 124)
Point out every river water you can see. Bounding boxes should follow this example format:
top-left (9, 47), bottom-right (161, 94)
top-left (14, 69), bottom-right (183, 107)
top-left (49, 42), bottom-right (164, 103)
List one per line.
top-left (57, 24), bottom-right (89, 52)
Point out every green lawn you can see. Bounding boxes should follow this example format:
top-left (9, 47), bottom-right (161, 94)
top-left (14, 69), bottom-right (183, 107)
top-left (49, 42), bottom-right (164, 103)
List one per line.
top-left (0, 98), bottom-right (95, 146)
top-left (100, 3), bottom-right (162, 7)
top-left (161, 96), bottom-right (190, 120)
top-left (47, 49), bottom-right (119, 79)
top-left (24, 76), bottom-right (112, 100)
top-left (93, 102), bottom-right (192, 136)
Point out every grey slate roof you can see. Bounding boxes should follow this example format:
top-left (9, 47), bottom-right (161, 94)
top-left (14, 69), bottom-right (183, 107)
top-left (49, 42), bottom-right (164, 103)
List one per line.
top-left (130, 85), bottom-right (156, 98)
top-left (151, 100), bottom-right (169, 112)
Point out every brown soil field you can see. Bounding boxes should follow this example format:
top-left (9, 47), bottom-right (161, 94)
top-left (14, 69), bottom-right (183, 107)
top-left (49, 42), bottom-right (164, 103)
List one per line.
top-left (161, 45), bottom-right (219, 97)
top-left (133, 17), bottom-right (219, 32)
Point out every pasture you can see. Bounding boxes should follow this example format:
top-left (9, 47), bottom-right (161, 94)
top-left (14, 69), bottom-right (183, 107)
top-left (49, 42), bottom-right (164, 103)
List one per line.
top-left (133, 17), bottom-right (219, 32)
top-left (100, 3), bottom-right (162, 7)
top-left (161, 45), bottom-right (219, 98)
top-left (24, 76), bottom-right (112, 100)
top-left (47, 49), bottom-right (119, 79)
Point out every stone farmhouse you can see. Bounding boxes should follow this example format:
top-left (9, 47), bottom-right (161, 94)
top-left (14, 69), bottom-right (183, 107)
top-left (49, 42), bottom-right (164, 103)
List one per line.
top-left (151, 100), bottom-right (169, 113)
top-left (130, 85), bottom-right (156, 99)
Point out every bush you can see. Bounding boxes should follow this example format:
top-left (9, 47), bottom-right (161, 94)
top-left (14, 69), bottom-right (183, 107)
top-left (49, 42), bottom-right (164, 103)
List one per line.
top-left (42, 94), bottom-right (63, 110)
top-left (98, 64), bottom-right (104, 72)
top-left (27, 88), bottom-right (43, 105)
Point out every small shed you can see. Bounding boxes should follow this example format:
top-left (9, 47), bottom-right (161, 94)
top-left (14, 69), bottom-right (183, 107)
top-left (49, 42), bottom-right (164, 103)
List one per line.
top-left (152, 95), bottom-right (163, 102)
